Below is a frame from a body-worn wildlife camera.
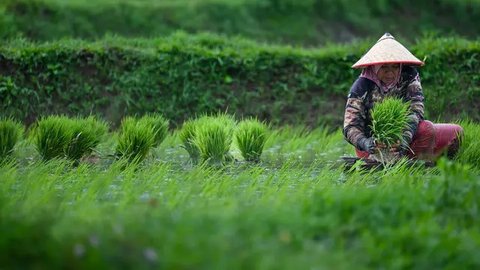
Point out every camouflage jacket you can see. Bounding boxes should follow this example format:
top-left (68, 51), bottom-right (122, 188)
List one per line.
top-left (343, 66), bottom-right (425, 148)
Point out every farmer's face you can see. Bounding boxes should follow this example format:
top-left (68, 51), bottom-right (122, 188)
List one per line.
top-left (377, 64), bottom-right (400, 84)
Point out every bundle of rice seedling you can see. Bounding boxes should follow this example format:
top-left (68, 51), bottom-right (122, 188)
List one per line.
top-left (139, 114), bottom-right (169, 147)
top-left (235, 118), bottom-right (269, 162)
top-left (115, 117), bottom-right (155, 164)
top-left (192, 113), bottom-right (236, 165)
top-left (33, 115), bottom-right (73, 161)
top-left (455, 120), bottom-right (480, 167)
top-left (65, 116), bottom-right (108, 162)
top-left (0, 118), bottom-right (24, 162)
top-left (370, 97), bottom-right (410, 163)
top-left (179, 119), bottom-right (200, 164)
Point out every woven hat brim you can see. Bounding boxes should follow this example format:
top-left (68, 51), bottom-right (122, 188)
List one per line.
top-left (352, 34), bottom-right (424, 68)
top-left (352, 60), bottom-right (424, 68)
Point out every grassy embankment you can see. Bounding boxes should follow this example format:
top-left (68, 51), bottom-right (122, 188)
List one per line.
top-left (1, 33), bottom-right (479, 128)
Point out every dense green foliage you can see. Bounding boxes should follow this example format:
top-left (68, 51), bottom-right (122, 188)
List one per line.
top-left (0, 34), bottom-right (479, 128)
top-left (1, 0), bottom-right (479, 45)
top-left (1, 124), bottom-right (480, 268)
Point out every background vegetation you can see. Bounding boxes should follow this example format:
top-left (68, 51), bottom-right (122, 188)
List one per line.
top-left (1, 0), bottom-right (480, 45)
top-left (1, 34), bottom-right (478, 128)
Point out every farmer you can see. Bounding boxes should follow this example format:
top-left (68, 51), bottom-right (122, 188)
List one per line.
top-left (343, 33), bottom-right (463, 160)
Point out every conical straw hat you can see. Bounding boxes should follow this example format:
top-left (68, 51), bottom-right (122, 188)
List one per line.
top-left (352, 33), bottom-right (423, 68)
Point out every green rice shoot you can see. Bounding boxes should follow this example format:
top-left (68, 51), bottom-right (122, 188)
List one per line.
top-left (370, 97), bottom-right (410, 147)
top-left (115, 116), bottom-right (156, 164)
top-left (0, 117), bottom-right (24, 162)
top-left (235, 117), bottom-right (269, 162)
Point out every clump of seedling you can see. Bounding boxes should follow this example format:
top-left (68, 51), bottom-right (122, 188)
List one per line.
top-left (33, 115), bottom-right (108, 163)
top-left (370, 97), bottom-right (410, 164)
top-left (65, 116), bottom-right (108, 163)
top-left (180, 113), bottom-right (235, 166)
top-left (179, 119), bottom-right (201, 164)
top-left (115, 116), bottom-right (156, 164)
top-left (235, 118), bottom-right (269, 162)
top-left (139, 114), bottom-right (169, 147)
top-left (33, 115), bottom-right (73, 161)
top-left (0, 117), bottom-right (24, 163)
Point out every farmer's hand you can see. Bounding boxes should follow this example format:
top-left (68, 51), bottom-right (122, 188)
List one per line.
top-left (357, 137), bottom-right (375, 154)
top-left (376, 140), bottom-right (407, 156)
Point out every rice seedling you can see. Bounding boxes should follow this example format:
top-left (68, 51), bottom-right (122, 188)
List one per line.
top-left (455, 120), bottom-right (480, 167)
top-left (115, 116), bottom-right (155, 164)
top-left (65, 116), bottom-right (108, 163)
top-left (179, 119), bottom-right (201, 164)
top-left (370, 97), bottom-right (410, 163)
top-left (0, 117), bottom-right (24, 162)
top-left (139, 114), bottom-right (169, 147)
top-left (193, 113), bottom-right (236, 165)
top-left (32, 115), bottom-right (73, 161)
top-left (235, 118), bottom-right (269, 162)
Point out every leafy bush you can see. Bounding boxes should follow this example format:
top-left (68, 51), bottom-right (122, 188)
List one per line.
top-left (235, 118), bottom-right (269, 162)
top-left (115, 117), bottom-right (156, 164)
top-left (0, 117), bottom-right (23, 162)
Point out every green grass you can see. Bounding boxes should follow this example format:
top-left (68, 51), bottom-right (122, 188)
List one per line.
top-left (1, 123), bottom-right (480, 268)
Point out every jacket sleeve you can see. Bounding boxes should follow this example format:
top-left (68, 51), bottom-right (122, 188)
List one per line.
top-left (403, 72), bottom-right (425, 144)
top-left (343, 78), bottom-right (369, 147)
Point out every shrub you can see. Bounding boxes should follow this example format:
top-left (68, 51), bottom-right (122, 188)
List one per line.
top-left (65, 116), bottom-right (108, 162)
top-left (0, 117), bottom-right (23, 162)
top-left (33, 116), bottom-right (73, 161)
top-left (235, 118), bottom-right (269, 162)
top-left (115, 117), bottom-right (155, 164)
